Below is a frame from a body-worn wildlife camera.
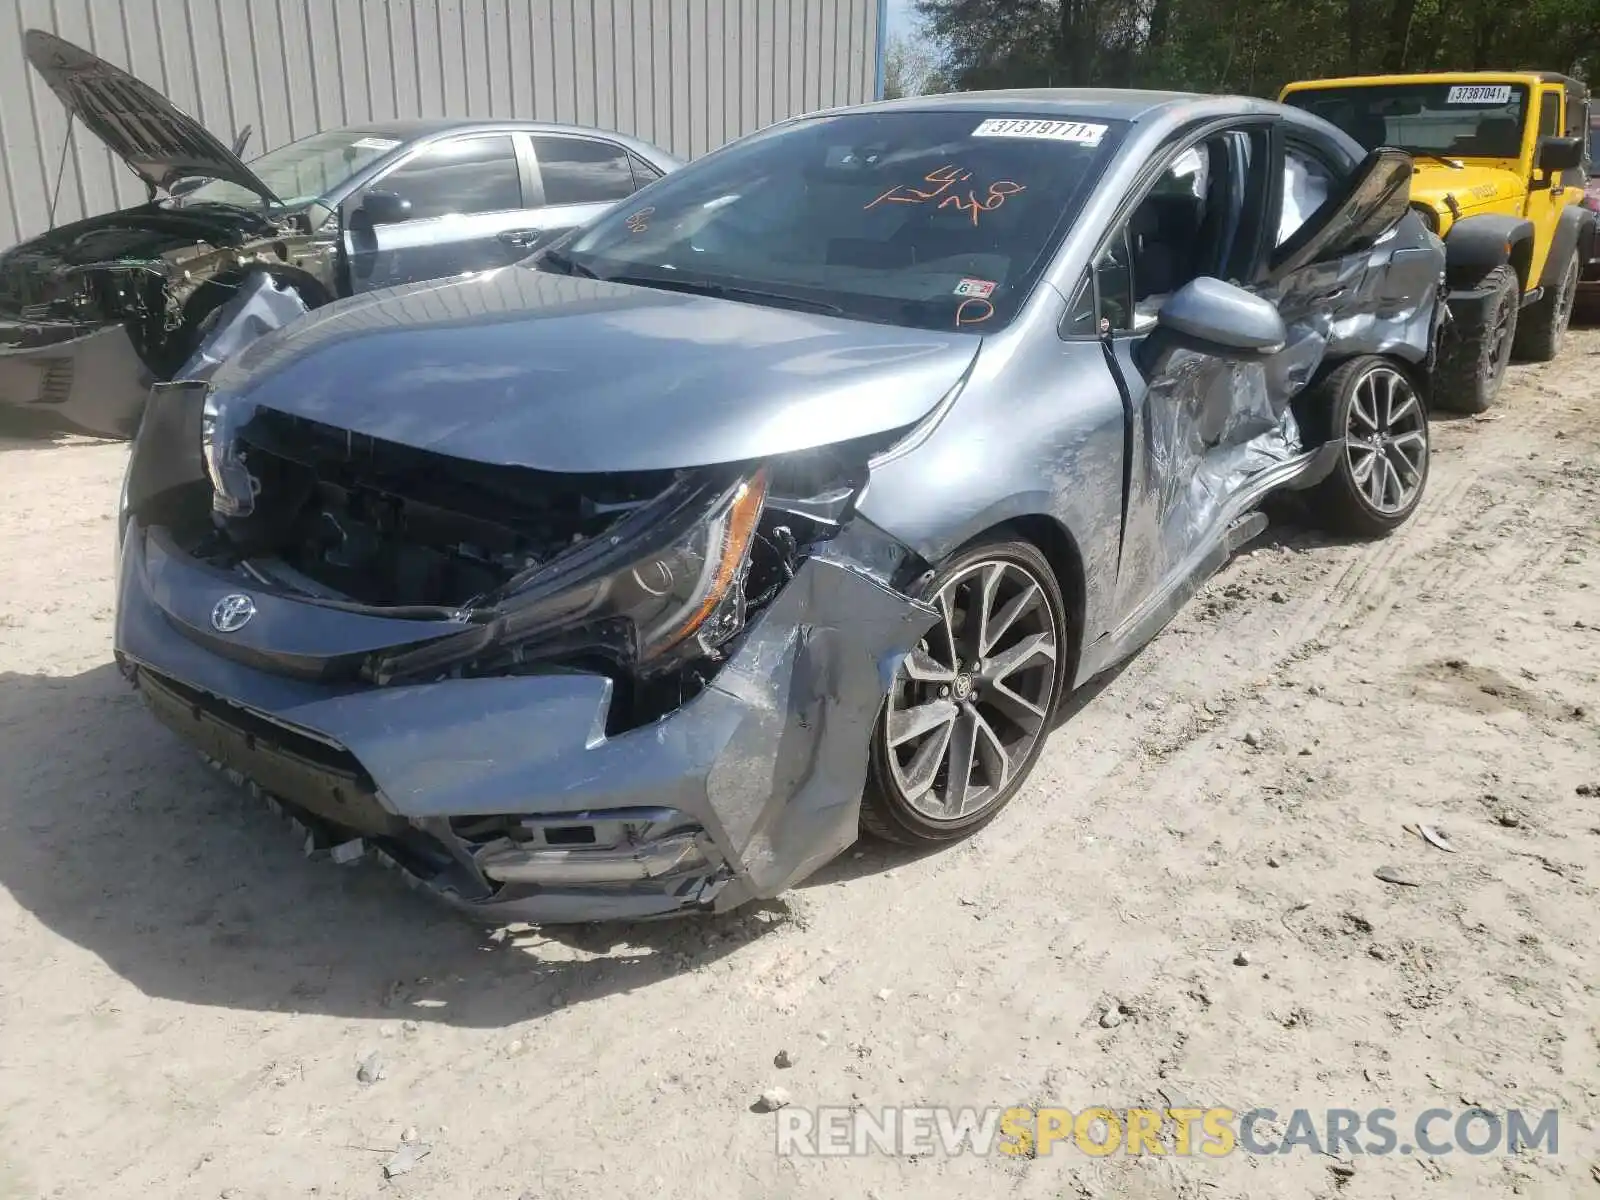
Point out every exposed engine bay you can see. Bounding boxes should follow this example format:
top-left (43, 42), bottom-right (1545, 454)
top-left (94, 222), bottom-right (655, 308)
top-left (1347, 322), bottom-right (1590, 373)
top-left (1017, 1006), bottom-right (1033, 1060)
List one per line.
top-left (167, 407), bottom-right (891, 727)
top-left (0, 203), bottom-right (333, 377)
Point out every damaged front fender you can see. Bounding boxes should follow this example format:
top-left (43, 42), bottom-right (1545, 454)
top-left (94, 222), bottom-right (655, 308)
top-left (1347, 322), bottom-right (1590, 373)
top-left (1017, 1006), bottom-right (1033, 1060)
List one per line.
top-left (116, 506), bottom-right (937, 921)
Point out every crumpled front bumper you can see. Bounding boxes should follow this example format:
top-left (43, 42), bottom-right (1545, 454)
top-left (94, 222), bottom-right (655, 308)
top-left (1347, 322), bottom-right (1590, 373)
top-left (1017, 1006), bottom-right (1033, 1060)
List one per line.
top-left (114, 517), bottom-right (938, 923)
top-left (0, 318), bottom-right (152, 437)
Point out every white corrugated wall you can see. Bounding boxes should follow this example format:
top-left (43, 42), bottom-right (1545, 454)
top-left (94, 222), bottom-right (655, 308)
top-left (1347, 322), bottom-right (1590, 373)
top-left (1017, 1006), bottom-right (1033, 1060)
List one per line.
top-left (0, 0), bottom-right (884, 246)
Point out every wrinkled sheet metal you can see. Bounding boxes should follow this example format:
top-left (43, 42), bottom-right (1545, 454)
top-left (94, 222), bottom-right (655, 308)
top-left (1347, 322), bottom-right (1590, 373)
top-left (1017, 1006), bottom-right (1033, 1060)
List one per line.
top-left (174, 270), bottom-right (309, 383)
top-left (1143, 216), bottom-right (1442, 575)
top-left (115, 506), bottom-right (938, 922)
top-left (1141, 348), bottom-right (1305, 569)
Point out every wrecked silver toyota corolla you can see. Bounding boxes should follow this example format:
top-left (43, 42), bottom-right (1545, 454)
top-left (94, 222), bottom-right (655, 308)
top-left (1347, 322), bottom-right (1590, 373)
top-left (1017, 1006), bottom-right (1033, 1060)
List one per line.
top-left (114, 92), bottom-right (1445, 923)
top-left (1, 30), bottom-right (679, 437)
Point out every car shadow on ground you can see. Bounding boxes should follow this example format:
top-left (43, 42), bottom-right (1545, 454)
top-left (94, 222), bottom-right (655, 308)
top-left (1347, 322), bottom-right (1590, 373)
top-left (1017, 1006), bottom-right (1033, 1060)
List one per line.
top-left (0, 407), bottom-right (119, 449)
top-left (0, 661), bottom-right (794, 1029)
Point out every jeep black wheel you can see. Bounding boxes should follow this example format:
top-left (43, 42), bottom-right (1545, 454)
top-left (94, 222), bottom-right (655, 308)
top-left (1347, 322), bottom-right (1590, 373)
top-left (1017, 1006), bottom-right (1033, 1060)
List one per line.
top-left (1512, 250), bottom-right (1579, 363)
top-left (1433, 264), bottom-right (1519, 414)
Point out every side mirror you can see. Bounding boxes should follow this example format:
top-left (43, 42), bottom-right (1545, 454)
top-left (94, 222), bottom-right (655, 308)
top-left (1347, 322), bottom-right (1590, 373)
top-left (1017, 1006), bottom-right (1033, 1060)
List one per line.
top-left (1536, 136), bottom-right (1583, 174)
top-left (231, 124), bottom-right (254, 158)
top-left (360, 190), bottom-right (413, 225)
top-left (1155, 277), bottom-right (1288, 355)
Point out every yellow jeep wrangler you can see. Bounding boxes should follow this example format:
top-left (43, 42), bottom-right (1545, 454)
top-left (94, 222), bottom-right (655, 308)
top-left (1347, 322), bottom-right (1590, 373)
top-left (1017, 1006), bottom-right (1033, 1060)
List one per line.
top-left (1280, 72), bottom-right (1596, 412)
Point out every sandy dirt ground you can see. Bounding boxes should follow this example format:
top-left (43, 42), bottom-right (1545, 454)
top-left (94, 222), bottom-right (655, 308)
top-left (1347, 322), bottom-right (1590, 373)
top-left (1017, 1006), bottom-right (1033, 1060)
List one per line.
top-left (1, 330), bottom-right (1597, 1200)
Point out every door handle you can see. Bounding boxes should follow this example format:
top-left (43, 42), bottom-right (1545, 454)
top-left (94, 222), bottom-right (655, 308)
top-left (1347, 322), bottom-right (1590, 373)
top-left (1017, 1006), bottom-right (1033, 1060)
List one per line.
top-left (497, 229), bottom-right (542, 247)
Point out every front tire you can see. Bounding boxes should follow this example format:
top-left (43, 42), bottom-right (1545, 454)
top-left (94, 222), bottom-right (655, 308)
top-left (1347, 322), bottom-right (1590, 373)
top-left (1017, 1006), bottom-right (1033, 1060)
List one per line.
top-left (861, 538), bottom-right (1068, 846)
top-left (1512, 250), bottom-right (1579, 363)
top-left (1433, 264), bottom-right (1519, 414)
top-left (1308, 356), bottom-right (1430, 538)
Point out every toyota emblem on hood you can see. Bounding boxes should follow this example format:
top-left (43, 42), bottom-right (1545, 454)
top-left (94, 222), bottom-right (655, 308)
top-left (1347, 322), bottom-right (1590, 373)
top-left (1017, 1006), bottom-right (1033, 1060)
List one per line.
top-left (211, 593), bottom-right (256, 633)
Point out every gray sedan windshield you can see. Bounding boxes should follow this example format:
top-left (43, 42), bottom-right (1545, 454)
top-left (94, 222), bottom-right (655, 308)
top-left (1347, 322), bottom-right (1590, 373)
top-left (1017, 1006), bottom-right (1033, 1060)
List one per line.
top-left (546, 110), bottom-right (1127, 332)
top-left (180, 128), bottom-right (404, 208)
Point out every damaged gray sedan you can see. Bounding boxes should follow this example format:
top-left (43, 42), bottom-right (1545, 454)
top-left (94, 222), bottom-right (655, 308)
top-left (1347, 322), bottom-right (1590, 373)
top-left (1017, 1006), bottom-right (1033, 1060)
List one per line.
top-left (114, 91), bottom-right (1444, 923)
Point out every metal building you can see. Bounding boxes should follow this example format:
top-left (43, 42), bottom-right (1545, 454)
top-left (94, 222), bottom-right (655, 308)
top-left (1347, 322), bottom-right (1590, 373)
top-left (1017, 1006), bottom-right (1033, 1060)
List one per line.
top-left (0, 0), bottom-right (887, 246)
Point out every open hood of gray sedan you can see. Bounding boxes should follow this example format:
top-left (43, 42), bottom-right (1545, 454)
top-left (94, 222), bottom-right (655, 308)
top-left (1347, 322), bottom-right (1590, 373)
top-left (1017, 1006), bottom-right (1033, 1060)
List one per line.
top-left (24, 29), bottom-right (280, 204)
top-left (210, 266), bottom-right (983, 473)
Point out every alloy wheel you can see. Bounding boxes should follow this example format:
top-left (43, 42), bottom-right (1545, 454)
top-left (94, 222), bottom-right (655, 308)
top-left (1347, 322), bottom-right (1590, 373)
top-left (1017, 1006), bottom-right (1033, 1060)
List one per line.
top-left (1344, 366), bottom-right (1427, 515)
top-left (884, 559), bottom-right (1059, 821)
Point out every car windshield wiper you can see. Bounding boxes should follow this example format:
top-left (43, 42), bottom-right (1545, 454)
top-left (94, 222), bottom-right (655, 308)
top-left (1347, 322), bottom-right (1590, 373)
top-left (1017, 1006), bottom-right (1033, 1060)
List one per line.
top-left (538, 248), bottom-right (600, 278)
top-left (598, 272), bottom-right (845, 315)
top-left (1410, 152), bottom-right (1465, 170)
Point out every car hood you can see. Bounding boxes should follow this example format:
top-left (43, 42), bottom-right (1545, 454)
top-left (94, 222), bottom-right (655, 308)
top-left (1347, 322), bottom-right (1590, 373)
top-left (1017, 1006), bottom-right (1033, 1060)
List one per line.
top-left (24, 29), bottom-right (279, 205)
top-left (1410, 164), bottom-right (1525, 222)
top-left (208, 266), bottom-right (983, 473)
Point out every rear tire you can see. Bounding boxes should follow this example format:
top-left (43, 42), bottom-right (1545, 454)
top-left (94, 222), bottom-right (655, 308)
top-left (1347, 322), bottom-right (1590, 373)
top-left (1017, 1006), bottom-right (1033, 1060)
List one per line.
top-left (861, 537), bottom-right (1068, 847)
top-left (1512, 250), bottom-right (1579, 363)
top-left (1307, 356), bottom-right (1430, 539)
top-left (1432, 264), bottom-right (1519, 414)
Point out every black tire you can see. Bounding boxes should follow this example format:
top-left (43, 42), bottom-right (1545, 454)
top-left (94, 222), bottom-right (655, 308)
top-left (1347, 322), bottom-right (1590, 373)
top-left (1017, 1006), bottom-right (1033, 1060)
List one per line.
top-left (1432, 264), bottom-right (1519, 414)
top-left (1512, 250), bottom-right (1579, 363)
top-left (861, 536), bottom-right (1069, 846)
top-left (1307, 356), bottom-right (1430, 539)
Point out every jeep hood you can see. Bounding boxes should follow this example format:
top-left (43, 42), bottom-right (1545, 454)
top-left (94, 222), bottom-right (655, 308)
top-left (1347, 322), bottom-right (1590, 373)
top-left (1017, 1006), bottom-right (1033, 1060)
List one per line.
top-left (24, 29), bottom-right (279, 205)
top-left (1410, 164), bottom-right (1526, 220)
top-left (206, 264), bottom-right (982, 473)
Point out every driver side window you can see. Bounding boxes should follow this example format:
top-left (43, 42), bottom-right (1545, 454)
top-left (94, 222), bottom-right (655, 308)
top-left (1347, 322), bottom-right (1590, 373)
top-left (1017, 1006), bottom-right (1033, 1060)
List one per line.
top-left (1081, 127), bottom-right (1269, 336)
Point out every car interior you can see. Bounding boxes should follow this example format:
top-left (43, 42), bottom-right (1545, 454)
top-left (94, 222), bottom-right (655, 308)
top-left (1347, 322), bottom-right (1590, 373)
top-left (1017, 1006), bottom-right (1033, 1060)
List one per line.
top-left (1095, 131), bottom-right (1261, 332)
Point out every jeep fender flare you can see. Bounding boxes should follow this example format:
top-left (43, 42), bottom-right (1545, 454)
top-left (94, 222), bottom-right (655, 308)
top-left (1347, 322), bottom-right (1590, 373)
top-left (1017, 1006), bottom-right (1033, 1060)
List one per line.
top-left (1541, 203), bottom-right (1598, 287)
top-left (1441, 214), bottom-right (1536, 291)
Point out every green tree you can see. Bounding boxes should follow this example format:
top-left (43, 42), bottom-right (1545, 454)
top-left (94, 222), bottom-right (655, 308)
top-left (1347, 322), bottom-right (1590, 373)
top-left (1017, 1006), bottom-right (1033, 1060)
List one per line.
top-left (916, 0), bottom-right (1596, 98)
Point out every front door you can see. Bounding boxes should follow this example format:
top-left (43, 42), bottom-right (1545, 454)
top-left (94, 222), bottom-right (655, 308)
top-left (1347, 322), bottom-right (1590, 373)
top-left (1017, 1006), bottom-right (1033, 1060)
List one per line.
top-left (1524, 84), bottom-right (1569, 286)
top-left (1090, 124), bottom-right (1280, 619)
top-left (342, 133), bottom-right (540, 293)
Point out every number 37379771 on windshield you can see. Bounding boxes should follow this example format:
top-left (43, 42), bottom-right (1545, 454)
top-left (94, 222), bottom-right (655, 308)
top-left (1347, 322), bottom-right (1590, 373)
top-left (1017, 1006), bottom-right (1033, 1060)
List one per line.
top-left (863, 164), bottom-right (1027, 226)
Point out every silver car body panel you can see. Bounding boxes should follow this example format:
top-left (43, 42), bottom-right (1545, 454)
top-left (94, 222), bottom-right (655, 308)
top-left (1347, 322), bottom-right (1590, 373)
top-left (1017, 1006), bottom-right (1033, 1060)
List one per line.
top-left (112, 88), bottom-right (1446, 922)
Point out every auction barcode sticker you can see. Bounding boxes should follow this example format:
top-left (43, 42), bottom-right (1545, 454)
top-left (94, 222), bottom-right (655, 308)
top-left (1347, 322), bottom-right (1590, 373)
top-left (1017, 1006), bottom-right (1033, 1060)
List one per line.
top-left (972, 118), bottom-right (1108, 146)
top-left (1445, 85), bottom-right (1512, 105)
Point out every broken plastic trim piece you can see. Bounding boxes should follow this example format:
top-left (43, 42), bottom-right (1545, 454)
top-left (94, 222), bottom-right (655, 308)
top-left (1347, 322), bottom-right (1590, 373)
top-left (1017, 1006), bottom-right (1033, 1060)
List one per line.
top-left (474, 832), bottom-right (709, 884)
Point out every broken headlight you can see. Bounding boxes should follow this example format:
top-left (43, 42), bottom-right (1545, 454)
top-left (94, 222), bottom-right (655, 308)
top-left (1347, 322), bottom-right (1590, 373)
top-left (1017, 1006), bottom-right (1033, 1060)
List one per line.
top-left (201, 387), bottom-right (257, 518)
top-left (368, 469), bottom-right (768, 682)
top-left (566, 467), bottom-right (768, 664)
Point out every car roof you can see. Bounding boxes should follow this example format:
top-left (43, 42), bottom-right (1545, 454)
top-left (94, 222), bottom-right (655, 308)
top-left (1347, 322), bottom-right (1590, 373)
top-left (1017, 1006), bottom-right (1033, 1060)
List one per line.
top-left (1284, 71), bottom-right (1586, 91)
top-left (327, 118), bottom-right (682, 163)
top-left (835, 88), bottom-right (1228, 125)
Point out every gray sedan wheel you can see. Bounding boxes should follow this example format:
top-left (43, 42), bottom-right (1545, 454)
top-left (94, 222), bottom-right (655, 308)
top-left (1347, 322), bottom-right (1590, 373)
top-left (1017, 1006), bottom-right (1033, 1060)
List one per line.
top-left (862, 538), bottom-right (1068, 845)
top-left (1310, 356), bottom-right (1429, 538)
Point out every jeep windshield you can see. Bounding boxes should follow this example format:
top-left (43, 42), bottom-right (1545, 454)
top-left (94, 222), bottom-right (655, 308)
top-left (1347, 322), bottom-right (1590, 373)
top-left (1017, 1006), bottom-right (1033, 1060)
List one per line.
top-left (174, 128), bottom-right (404, 209)
top-left (538, 110), bottom-right (1128, 334)
top-left (1287, 83), bottom-right (1530, 159)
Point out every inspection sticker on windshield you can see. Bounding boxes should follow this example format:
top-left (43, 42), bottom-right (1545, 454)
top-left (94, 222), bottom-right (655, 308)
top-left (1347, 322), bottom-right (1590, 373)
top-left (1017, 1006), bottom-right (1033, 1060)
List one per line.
top-left (971, 118), bottom-right (1108, 146)
top-left (352, 137), bottom-right (402, 151)
top-left (954, 278), bottom-right (997, 298)
top-left (1446, 85), bottom-right (1512, 105)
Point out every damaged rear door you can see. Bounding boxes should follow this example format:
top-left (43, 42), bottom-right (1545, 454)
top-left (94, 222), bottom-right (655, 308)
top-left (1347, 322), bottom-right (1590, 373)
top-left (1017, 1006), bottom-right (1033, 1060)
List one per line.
top-left (1092, 120), bottom-right (1421, 634)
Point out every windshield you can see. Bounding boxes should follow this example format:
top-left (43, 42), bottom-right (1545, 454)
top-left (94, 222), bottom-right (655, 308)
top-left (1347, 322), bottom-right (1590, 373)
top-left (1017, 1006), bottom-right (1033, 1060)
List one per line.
top-left (541, 110), bottom-right (1127, 333)
top-left (178, 128), bottom-right (405, 208)
top-left (1591, 116), bottom-right (1600, 175)
top-left (1286, 83), bottom-right (1530, 159)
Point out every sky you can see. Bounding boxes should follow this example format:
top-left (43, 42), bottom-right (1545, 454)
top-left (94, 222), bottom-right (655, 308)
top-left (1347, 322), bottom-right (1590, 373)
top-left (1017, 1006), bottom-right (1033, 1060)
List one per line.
top-left (885, 0), bottom-right (919, 39)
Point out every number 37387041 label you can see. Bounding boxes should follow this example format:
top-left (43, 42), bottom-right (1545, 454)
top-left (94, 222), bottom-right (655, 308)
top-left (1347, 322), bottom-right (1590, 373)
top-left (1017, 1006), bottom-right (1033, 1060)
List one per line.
top-left (1445, 84), bottom-right (1512, 105)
